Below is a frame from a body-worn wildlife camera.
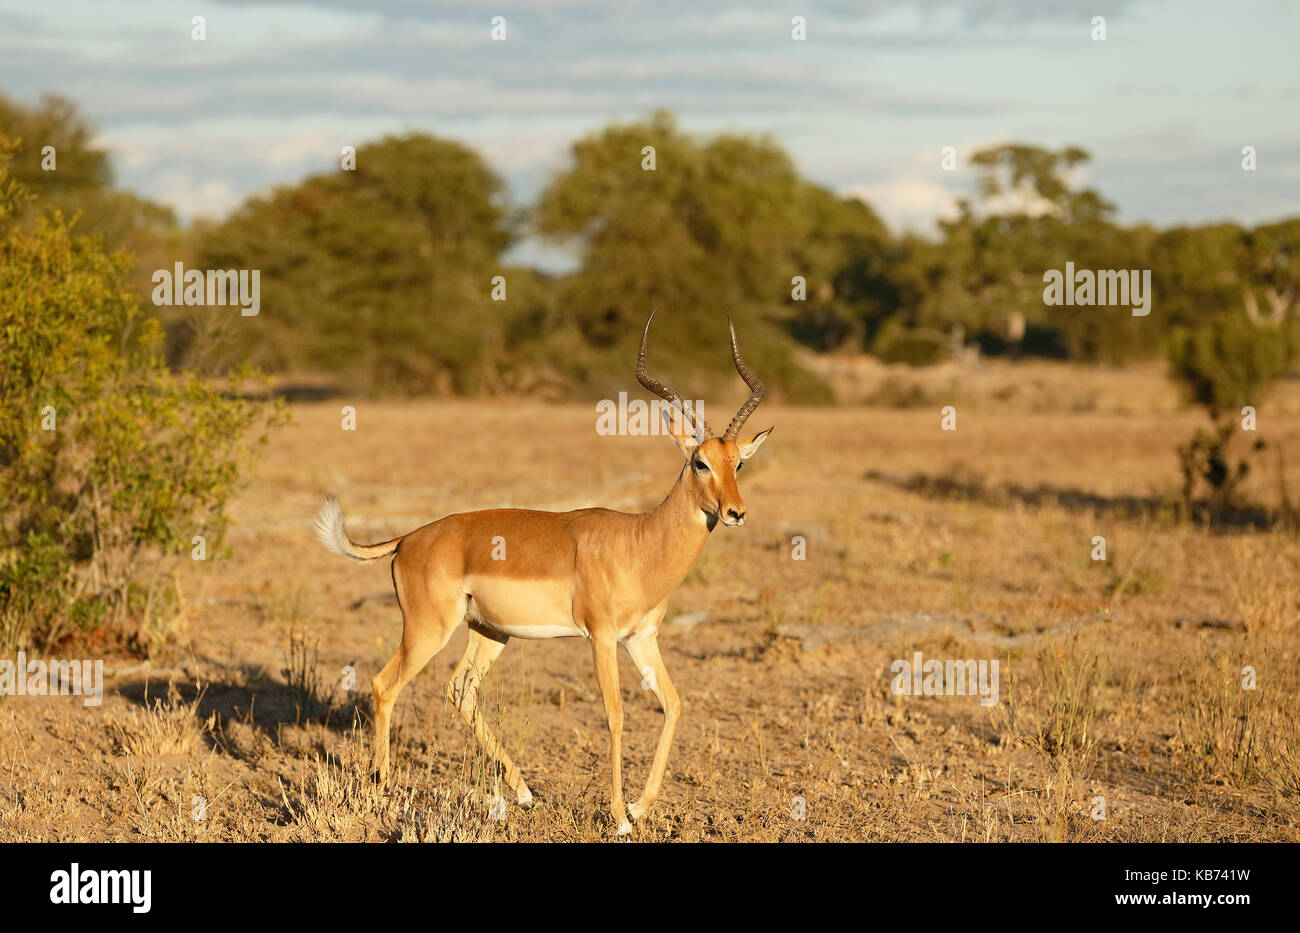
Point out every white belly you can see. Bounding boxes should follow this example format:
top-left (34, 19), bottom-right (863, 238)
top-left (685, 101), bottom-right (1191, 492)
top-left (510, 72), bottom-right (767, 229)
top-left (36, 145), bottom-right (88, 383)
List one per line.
top-left (464, 576), bottom-right (587, 640)
top-left (477, 621), bottom-right (588, 640)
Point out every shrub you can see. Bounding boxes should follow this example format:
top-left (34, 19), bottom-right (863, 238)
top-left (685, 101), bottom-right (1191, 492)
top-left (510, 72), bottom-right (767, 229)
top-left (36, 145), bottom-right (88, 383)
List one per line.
top-left (1167, 312), bottom-right (1292, 420)
top-left (1166, 312), bottom-right (1294, 511)
top-left (0, 143), bottom-right (283, 654)
top-left (871, 320), bottom-right (952, 367)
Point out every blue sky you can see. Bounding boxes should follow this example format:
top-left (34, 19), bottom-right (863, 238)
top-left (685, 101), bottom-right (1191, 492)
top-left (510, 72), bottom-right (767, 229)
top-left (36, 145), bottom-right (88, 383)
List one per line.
top-left (1, 0), bottom-right (1297, 269)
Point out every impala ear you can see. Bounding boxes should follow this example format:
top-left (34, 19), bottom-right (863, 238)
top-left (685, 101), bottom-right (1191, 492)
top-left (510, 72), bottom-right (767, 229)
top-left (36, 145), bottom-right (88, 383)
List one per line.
top-left (660, 408), bottom-right (702, 457)
top-left (737, 426), bottom-right (773, 459)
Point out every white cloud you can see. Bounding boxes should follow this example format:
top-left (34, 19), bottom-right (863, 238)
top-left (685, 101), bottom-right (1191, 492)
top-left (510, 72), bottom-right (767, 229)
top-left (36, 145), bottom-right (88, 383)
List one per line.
top-left (266, 130), bottom-right (337, 167)
top-left (150, 172), bottom-right (242, 221)
top-left (842, 176), bottom-right (960, 234)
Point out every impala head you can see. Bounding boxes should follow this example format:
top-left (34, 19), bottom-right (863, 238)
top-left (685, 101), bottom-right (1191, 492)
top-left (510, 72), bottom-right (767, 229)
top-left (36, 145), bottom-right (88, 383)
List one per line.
top-left (637, 311), bottom-right (774, 529)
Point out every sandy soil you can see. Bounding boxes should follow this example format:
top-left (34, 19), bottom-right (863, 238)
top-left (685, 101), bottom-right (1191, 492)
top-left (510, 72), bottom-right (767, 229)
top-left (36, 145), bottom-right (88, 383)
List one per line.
top-left (3, 360), bottom-right (1298, 841)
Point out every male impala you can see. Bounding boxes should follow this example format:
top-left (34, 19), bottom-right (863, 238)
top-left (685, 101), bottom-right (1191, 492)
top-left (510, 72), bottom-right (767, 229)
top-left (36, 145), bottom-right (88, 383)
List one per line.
top-left (315, 312), bottom-right (772, 834)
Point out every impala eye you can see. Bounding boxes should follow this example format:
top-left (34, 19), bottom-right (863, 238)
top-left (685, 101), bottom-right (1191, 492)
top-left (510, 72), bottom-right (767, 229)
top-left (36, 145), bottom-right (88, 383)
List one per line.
top-left (735, 461), bottom-right (744, 472)
top-left (693, 459), bottom-right (710, 472)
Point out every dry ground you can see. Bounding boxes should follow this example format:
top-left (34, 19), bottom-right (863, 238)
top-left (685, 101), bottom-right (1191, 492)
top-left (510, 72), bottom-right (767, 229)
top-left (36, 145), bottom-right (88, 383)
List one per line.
top-left (3, 359), bottom-right (1299, 841)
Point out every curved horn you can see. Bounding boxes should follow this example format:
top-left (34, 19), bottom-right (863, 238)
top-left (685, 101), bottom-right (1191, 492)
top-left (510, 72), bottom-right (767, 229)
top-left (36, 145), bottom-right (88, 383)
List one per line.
top-left (722, 314), bottom-right (767, 440)
top-left (637, 310), bottom-right (711, 439)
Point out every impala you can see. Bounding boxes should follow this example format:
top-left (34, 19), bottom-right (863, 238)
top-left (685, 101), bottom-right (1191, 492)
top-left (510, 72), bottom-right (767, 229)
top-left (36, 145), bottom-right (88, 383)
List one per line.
top-left (315, 312), bottom-right (772, 834)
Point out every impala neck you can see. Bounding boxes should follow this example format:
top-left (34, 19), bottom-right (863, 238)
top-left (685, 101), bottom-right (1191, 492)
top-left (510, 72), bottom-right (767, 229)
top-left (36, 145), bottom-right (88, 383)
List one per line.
top-left (636, 465), bottom-right (713, 592)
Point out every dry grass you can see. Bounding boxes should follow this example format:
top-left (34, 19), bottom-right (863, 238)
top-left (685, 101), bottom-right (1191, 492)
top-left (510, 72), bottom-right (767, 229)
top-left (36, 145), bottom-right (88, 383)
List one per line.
top-left (1175, 642), bottom-right (1300, 796)
top-left (108, 683), bottom-right (210, 759)
top-left (2, 359), bottom-right (1299, 841)
top-left (281, 719), bottom-right (495, 842)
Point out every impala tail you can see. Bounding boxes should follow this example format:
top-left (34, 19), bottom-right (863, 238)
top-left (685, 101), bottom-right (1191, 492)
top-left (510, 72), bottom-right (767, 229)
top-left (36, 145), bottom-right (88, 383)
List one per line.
top-left (314, 498), bottom-right (403, 561)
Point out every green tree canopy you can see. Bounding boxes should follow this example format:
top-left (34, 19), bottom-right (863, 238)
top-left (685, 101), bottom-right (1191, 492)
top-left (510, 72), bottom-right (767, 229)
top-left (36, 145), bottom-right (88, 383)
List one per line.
top-left (0, 92), bottom-right (111, 195)
top-left (535, 111), bottom-right (867, 401)
top-left (194, 133), bottom-right (513, 393)
top-left (900, 143), bottom-right (1152, 363)
top-left (0, 91), bottom-right (182, 303)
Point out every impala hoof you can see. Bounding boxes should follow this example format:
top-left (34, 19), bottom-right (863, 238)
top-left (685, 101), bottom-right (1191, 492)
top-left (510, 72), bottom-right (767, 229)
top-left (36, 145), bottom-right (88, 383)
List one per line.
top-left (517, 788), bottom-right (535, 810)
top-left (616, 820), bottom-right (633, 836)
top-left (628, 801), bottom-right (648, 821)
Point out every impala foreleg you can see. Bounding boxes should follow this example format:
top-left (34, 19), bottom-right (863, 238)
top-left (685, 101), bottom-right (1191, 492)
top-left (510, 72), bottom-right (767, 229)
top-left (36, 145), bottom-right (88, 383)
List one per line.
top-left (624, 632), bottom-right (681, 821)
top-left (591, 636), bottom-right (630, 835)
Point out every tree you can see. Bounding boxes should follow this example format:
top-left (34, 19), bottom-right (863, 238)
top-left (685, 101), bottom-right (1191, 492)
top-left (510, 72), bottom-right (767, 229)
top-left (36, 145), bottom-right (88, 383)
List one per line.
top-left (1241, 218), bottom-right (1300, 327)
top-left (1149, 223), bottom-right (1249, 330)
top-left (0, 92), bottom-right (111, 195)
top-left (786, 185), bottom-right (896, 352)
top-left (0, 92), bottom-right (182, 302)
top-left (910, 143), bottom-right (1150, 363)
top-left (534, 111), bottom-right (836, 401)
top-left (968, 144), bottom-right (1114, 225)
top-left (194, 133), bottom-right (512, 393)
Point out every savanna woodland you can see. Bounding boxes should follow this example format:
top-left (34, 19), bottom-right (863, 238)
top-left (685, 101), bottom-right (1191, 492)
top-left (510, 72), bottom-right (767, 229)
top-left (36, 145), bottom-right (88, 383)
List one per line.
top-left (1, 90), bottom-right (1297, 843)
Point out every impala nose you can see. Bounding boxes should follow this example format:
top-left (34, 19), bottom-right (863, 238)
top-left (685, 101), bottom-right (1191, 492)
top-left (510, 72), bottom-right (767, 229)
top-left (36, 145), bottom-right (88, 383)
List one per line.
top-left (724, 507), bottom-right (746, 526)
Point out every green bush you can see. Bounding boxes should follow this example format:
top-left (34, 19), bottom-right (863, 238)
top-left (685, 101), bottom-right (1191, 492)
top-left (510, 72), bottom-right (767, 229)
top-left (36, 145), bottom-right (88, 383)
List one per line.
top-left (1167, 312), bottom-right (1294, 509)
top-left (871, 320), bottom-right (952, 367)
top-left (0, 143), bottom-right (282, 654)
top-left (1167, 312), bottom-right (1292, 419)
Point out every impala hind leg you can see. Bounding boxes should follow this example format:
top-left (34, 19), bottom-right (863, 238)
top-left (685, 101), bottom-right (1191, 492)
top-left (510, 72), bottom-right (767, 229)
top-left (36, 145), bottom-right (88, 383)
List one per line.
top-left (445, 626), bottom-right (533, 807)
top-left (623, 631), bottom-right (681, 821)
top-left (372, 581), bottom-right (463, 781)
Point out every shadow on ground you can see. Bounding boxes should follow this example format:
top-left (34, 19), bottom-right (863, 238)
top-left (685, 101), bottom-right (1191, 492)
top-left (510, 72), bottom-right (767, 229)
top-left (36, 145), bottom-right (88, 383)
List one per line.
top-left (865, 468), bottom-right (1276, 530)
